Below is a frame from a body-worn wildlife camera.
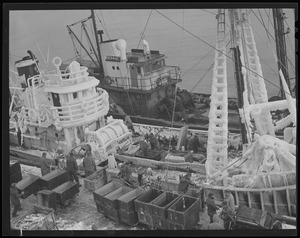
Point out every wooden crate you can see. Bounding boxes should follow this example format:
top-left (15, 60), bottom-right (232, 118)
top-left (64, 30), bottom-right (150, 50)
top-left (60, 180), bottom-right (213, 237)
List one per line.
top-left (137, 211), bottom-right (154, 227)
top-left (10, 170), bottom-right (23, 184)
top-left (93, 181), bottom-right (123, 204)
top-left (134, 189), bottom-right (163, 216)
top-left (167, 211), bottom-right (199, 230)
top-left (167, 195), bottom-right (200, 226)
top-left (150, 192), bottom-right (181, 218)
top-left (16, 174), bottom-right (41, 198)
top-left (95, 201), bottom-right (105, 213)
top-left (103, 186), bottom-right (133, 211)
top-left (118, 210), bottom-right (139, 226)
top-left (12, 205), bottom-right (57, 230)
top-left (84, 168), bottom-right (107, 191)
top-left (37, 190), bottom-right (56, 211)
top-left (52, 181), bottom-right (79, 206)
top-left (40, 169), bottom-right (69, 190)
top-left (152, 214), bottom-right (169, 230)
top-left (10, 160), bottom-right (21, 175)
top-left (118, 188), bottom-right (146, 213)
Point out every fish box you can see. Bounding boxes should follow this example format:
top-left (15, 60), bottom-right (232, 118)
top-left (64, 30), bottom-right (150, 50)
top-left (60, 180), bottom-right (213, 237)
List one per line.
top-left (118, 210), bottom-right (139, 226)
top-left (52, 181), bottom-right (79, 206)
top-left (92, 181), bottom-right (122, 204)
top-left (152, 214), bottom-right (169, 230)
top-left (106, 168), bottom-right (120, 183)
top-left (95, 200), bottom-right (105, 213)
top-left (150, 191), bottom-right (181, 218)
top-left (118, 188), bottom-right (146, 213)
top-left (12, 205), bottom-right (57, 230)
top-left (16, 174), bottom-right (41, 199)
top-left (40, 169), bottom-right (69, 190)
top-left (103, 186), bottom-right (133, 211)
top-left (10, 160), bottom-right (21, 175)
top-left (167, 195), bottom-right (200, 228)
top-left (11, 170), bottom-right (23, 184)
top-left (105, 207), bottom-right (119, 222)
top-left (136, 211), bottom-right (154, 227)
top-left (37, 190), bottom-right (56, 211)
top-left (134, 189), bottom-right (163, 216)
top-left (84, 168), bottom-right (107, 191)
top-left (135, 150), bottom-right (162, 161)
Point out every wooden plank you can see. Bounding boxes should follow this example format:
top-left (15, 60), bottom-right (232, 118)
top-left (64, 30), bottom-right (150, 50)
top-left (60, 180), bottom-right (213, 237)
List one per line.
top-left (286, 189), bottom-right (291, 216)
top-left (116, 154), bottom-right (206, 174)
top-left (235, 191), bottom-right (239, 206)
top-left (273, 190), bottom-right (278, 214)
top-left (247, 191), bottom-right (251, 208)
top-left (259, 191), bottom-right (265, 211)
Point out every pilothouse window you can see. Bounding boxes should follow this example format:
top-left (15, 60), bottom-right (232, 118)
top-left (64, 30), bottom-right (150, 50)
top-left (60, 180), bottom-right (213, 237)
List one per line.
top-left (73, 92), bottom-right (78, 100)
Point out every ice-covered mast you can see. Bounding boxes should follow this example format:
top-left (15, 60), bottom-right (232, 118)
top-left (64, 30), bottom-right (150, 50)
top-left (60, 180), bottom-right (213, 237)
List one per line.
top-left (205, 9), bottom-right (229, 184)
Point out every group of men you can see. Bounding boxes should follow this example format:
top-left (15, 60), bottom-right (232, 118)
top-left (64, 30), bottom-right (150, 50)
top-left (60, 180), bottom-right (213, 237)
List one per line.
top-left (205, 189), bottom-right (235, 230)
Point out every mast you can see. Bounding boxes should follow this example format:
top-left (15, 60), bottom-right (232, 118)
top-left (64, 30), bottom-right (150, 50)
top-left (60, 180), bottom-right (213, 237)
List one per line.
top-left (91, 10), bottom-right (104, 80)
top-left (228, 9), bottom-right (248, 144)
top-left (272, 9), bottom-right (291, 99)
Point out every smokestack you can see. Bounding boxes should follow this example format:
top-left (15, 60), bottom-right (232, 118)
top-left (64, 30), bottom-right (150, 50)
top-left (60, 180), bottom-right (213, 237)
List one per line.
top-left (115, 39), bottom-right (127, 61)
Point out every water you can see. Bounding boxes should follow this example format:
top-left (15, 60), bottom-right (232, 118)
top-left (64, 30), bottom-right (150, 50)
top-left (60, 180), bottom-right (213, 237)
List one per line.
top-left (9, 9), bottom-right (295, 98)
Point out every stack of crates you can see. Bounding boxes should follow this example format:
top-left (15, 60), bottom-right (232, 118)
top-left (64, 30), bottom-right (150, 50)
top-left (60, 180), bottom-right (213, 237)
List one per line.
top-left (83, 167), bottom-right (107, 191)
top-left (40, 169), bottom-right (69, 190)
top-left (149, 192), bottom-right (181, 230)
top-left (134, 189), bottom-right (164, 228)
top-left (16, 174), bottom-right (41, 198)
top-left (167, 195), bottom-right (200, 230)
top-left (10, 160), bottom-right (22, 184)
top-left (52, 181), bottom-right (80, 207)
top-left (102, 185), bottom-right (133, 222)
top-left (93, 181), bottom-right (123, 213)
top-left (117, 188), bottom-right (146, 226)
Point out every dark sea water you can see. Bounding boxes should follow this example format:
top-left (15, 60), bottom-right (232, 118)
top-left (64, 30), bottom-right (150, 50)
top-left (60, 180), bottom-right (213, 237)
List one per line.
top-left (9, 9), bottom-right (295, 98)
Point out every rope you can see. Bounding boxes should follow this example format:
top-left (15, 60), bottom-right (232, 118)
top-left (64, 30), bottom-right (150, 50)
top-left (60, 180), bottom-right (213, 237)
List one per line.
top-left (97, 10), bottom-right (111, 40)
top-left (137, 10), bottom-right (153, 49)
top-left (154, 9), bottom-right (293, 98)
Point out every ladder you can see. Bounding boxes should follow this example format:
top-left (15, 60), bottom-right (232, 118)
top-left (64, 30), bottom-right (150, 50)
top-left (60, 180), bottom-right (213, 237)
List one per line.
top-left (205, 9), bottom-right (229, 182)
top-left (238, 11), bottom-right (275, 136)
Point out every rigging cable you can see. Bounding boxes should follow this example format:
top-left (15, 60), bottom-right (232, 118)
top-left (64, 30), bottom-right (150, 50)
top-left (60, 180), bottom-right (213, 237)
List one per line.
top-left (97, 10), bottom-right (111, 40)
top-left (154, 9), bottom-right (293, 98)
top-left (254, 9), bottom-right (295, 73)
top-left (137, 10), bottom-right (153, 49)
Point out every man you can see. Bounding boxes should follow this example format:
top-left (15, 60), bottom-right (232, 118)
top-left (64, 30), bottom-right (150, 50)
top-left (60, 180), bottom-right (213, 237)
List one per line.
top-left (118, 161), bottom-right (132, 186)
top-left (66, 151), bottom-right (81, 186)
top-left (83, 148), bottom-right (97, 177)
top-left (178, 172), bottom-right (195, 194)
top-left (149, 133), bottom-right (159, 150)
top-left (10, 183), bottom-right (24, 217)
top-left (222, 189), bottom-right (235, 230)
top-left (206, 192), bottom-right (220, 223)
top-left (188, 134), bottom-right (201, 153)
top-left (40, 152), bottom-right (52, 176)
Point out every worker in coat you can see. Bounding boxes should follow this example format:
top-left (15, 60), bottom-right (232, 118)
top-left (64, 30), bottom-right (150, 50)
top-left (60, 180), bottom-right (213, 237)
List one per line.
top-left (149, 133), bottom-right (159, 150)
top-left (66, 151), bottom-right (81, 186)
top-left (188, 134), bottom-right (201, 153)
top-left (83, 149), bottom-right (97, 177)
top-left (118, 161), bottom-right (132, 186)
top-left (40, 152), bottom-right (53, 176)
top-left (206, 192), bottom-right (220, 223)
top-left (10, 183), bottom-right (24, 217)
top-left (222, 189), bottom-right (235, 230)
top-left (178, 172), bottom-right (195, 194)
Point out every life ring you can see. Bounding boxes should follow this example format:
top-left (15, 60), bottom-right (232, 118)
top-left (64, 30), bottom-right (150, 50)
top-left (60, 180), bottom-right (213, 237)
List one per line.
top-left (52, 57), bottom-right (62, 67)
top-left (105, 76), bottom-right (112, 85)
top-left (28, 109), bottom-right (37, 122)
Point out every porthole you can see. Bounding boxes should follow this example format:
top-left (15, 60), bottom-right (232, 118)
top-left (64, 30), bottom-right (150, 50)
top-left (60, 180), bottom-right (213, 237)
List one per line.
top-left (117, 66), bottom-right (120, 70)
top-left (112, 66), bottom-right (115, 70)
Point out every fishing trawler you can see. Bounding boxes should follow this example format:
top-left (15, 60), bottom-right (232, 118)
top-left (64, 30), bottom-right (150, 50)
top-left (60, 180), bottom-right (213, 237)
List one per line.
top-left (9, 8), bottom-right (296, 228)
